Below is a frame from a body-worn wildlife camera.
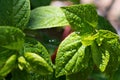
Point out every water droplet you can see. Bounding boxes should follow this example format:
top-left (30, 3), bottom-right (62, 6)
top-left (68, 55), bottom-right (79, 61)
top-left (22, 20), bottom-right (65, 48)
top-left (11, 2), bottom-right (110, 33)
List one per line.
top-left (76, 31), bottom-right (80, 34)
top-left (48, 39), bottom-right (56, 43)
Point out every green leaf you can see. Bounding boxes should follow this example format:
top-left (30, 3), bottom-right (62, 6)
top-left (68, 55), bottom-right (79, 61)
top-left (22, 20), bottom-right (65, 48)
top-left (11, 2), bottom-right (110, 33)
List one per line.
top-left (0, 47), bottom-right (15, 69)
top-left (30, 0), bottom-right (51, 9)
top-left (28, 6), bottom-right (69, 29)
top-left (55, 32), bottom-right (91, 77)
top-left (91, 30), bottom-right (120, 75)
top-left (24, 37), bottom-right (53, 67)
top-left (24, 52), bottom-right (53, 75)
top-left (0, 54), bottom-right (17, 77)
top-left (18, 56), bottom-right (30, 71)
top-left (97, 16), bottom-right (116, 33)
top-left (61, 4), bottom-right (98, 37)
top-left (11, 68), bottom-right (32, 80)
top-left (66, 59), bottom-right (93, 80)
top-left (0, 26), bottom-right (25, 50)
top-left (0, 0), bottom-right (30, 29)
top-left (96, 30), bottom-right (120, 54)
top-left (23, 38), bottom-right (53, 75)
top-left (91, 41), bottom-right (110, 72)
top-left (96, 30), bottom-right (120, 76)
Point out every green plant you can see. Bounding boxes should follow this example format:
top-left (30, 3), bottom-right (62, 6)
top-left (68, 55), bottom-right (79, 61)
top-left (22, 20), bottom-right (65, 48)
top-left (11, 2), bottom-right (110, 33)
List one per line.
top-left (0, 0), bottom-right (120, 80)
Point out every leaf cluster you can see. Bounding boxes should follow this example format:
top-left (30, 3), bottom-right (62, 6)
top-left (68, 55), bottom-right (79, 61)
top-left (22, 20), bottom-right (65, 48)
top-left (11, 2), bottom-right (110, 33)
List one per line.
top-left (0, 0), bottom-right (120, 80)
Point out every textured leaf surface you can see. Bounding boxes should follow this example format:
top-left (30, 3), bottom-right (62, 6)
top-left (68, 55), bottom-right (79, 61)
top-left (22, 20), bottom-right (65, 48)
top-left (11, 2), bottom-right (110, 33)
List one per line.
top-left (96, 30), bottom-right (120, 55)
top-left (91, 30), bottom-right (120, 73)
top-left (0, 47), bottom-right (15, 69)
top-left (96, 30), bottom-right (120, 75)
top-left (0, 26), bottom-right (25, 50)
top-left (0, 0), bottom-right (30, 29)
top-left (0, 54), bottom-right (17, 77)
top-left (55, 32), bottom-right (90, 77)
top-left (23, 38), bottom-right (53, 75)
top-left (24, 38), bottom-right (53, 67)
top-left (66, 59), bottom-right (93, 80)
top-left (91, 41), bottom-right (110, 72)
top-left (24, 52), bottom-right (53, 75)
top-left (28, 6), bottom-right (69, 29)
top-left (61, 4), bottom-right (98, 37)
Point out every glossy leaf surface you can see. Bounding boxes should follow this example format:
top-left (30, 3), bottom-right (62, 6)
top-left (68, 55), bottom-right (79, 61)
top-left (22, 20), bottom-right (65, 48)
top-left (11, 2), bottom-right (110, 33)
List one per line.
top-left (24, 52), bottom-right (53, 75)
top-left (28, 6), bottom-right (69, 29)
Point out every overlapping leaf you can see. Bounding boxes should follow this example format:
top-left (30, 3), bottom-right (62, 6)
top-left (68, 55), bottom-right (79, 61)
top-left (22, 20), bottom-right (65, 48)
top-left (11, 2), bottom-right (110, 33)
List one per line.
top-left (55, 32), bottom-right (91, 77)
top-left (0, 47), bottom-right (15, 69)
top-left (96, 30), bottom-right (120, 75)
top-left (61, 4), bottom-right (98, 37)
top-left (28, 6), bottom-right (69, 29)
top-left (23, 38), bottom-right (53, 75)
top-left (24, 38), bottom-right (53, 67)
top-left (0, 26), bottom-right (25, 50)
top-left (24, 52), bottom-right (53, 75)
top-left (0, 54), bottom-right (17, 77)
top-left (0, 0), bottom-right (30, 29)
top-left (91, 30), bottom-right (120, 73)
top-left (91, 41), bottom-right (110, 72)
